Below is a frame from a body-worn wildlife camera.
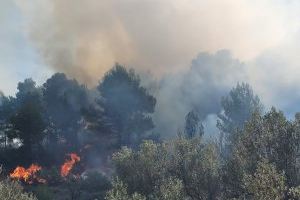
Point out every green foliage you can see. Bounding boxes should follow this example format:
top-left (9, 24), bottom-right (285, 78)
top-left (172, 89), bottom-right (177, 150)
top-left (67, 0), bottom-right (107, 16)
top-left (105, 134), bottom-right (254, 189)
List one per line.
top-left (43, 73), bottom-right (90, 152)
top-left (217, 82), bottom-right (263, 156)
top-left (170, 137), bottom-right (221, 199)
top-left (237, 108), bottom-right (300, 186)
top-left (112, 140), bottom-right (168, 195)
top-left (218, 83), bottom-right (263, 132)
top-left (98, 64), bottom-right (157, 147)
top-left (105, 178), bottom-right (146, 200)
top-left (184, 110), bottom-right (204, 138)
top-left (111, 110), bottom-right (300, 200)
top-left (9, 79), bottom-right (46, 163)
top-left (106, 177), bottom-right (184, 200)
top-left (10, 101), bottom-right (45, 144)
top-left (221, 152), bottom-right (245, 199)
top-left (112, 138), bottom-right (220, 199)
top-left (0, 178), bottom-right (37, 200)
top-left (152, 177), bottom-right (185, 200)
top-left (107, 177), bottom-right (185, 200)
top-left (220, 107), bottom-right (300, 199)
top-left (243, 159), bottom-right (286, 200)
top-left (288, 186), bottom-right (300, 199)
top-left (4, 71), bottom-right (300, 200)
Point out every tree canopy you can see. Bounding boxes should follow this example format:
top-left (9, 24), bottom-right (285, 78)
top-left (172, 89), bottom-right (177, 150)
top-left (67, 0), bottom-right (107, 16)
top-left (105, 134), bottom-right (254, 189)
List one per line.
top-left (97, 64), bottom-right (156, 147)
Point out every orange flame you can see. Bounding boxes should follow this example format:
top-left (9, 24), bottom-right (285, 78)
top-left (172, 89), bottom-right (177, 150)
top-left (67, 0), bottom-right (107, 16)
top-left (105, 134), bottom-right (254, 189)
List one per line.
top-left (60, 153), bottom-right (80, 177)
top-left (10, 164), bottom-right (45, 184)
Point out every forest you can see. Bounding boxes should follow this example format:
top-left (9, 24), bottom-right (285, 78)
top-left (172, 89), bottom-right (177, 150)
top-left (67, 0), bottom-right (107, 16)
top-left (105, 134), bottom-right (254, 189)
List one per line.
top-left (0, 64), bottom-right (299, 200)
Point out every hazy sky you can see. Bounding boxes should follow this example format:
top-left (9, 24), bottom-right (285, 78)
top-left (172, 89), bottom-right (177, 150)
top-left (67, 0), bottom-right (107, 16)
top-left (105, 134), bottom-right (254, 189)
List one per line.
top-left (1, 0), bottom-right (300, 117)
top-left (0, 0), bottom-right (53, 95)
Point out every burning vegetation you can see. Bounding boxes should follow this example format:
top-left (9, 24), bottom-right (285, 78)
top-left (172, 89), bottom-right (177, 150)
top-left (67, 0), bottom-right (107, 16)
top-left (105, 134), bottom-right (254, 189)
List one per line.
top-left (10, 153), bottom-right (80, 186)
top-left (60, 153), bottom-right (81, 177)
top-left (2, 65), bottom-right (300, 199)
top-left (0, 66), bottom-right (155, 199)
top-left (10, 164), bottom-right (44, 184)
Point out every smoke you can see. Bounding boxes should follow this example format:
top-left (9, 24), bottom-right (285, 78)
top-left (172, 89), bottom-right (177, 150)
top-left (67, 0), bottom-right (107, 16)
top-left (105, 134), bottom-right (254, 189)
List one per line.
top-left (15, 0), bottom-right (298, 85)
top-left (153, 33), bottom-right (300, 136)
top-left (246, 33), bottom-right (300, 117)
top-left (153, 50), bottom-right (246, 136)
top-left (11, 0), bottom-right (300, 136)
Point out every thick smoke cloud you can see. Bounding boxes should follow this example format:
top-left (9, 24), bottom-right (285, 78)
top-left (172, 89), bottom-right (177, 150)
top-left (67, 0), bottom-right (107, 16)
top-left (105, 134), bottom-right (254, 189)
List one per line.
top-left (15, 0), bottom-right (298, 85)
top-left (246, 34), bottom-right (300, 117)
top-left (153, 50), bottom-right (246, 136)
top-left (153, 39), bottom-right (300, 136)
top-left (11, 0), bottom-right (300, 136)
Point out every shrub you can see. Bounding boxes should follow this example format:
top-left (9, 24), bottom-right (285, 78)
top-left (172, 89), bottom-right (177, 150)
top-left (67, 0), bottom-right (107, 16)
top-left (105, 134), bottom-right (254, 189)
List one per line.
top-left (0, 178), bottom-right (37, 200)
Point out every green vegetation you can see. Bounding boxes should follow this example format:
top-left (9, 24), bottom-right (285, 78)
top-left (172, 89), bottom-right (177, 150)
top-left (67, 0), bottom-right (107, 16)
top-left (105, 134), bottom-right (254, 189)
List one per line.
top-left (0, 178), bottom-right (37, 200)
top-left (1, 65), bottom-right (300, 199)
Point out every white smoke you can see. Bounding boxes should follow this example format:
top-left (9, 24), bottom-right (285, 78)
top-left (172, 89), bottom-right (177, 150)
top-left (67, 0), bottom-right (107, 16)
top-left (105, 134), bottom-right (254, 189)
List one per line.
top-left (7, 0), bottom-right (300, 135)
top-left (15, 0), bottom-right (300, 85)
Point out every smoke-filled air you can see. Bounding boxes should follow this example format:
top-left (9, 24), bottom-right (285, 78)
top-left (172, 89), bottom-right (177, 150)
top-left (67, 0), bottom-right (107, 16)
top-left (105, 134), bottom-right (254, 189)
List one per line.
top-left (1, 0), bottom-right (300, 199)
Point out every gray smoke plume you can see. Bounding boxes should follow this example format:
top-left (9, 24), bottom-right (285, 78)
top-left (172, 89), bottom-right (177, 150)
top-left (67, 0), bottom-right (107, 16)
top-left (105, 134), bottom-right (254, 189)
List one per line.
top-left (10, 0), bottom-right (300, 136)
top-left (153, 37), bottom-right (300, 136)
top-left (15, 0), bottom-right (298, 85)
top-left (246, 35), bottom-right (300, 118)
top-left (152, 50), bottom-right (247, 137)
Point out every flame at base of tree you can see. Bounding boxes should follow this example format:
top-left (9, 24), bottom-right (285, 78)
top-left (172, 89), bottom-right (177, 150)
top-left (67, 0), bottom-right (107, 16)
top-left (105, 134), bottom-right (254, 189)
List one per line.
top-left (10, 153), bottom-right (81, 184)
top-left (10, 164), bottom-right (46, 184)
top-left (61, 153), bottom-right (81, 177)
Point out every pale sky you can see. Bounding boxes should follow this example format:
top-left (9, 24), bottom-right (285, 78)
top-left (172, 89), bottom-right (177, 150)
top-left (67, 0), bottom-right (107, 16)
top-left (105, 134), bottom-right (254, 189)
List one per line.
top-left (0, 0), bottom-right (52, 95)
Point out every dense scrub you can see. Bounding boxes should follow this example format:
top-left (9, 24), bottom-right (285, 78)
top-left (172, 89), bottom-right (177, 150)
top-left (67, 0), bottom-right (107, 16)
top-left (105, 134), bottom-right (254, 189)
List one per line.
top-left (0, 178), bottom-right (37, 200)
top-left (1, 65), bottom-right (300, 199)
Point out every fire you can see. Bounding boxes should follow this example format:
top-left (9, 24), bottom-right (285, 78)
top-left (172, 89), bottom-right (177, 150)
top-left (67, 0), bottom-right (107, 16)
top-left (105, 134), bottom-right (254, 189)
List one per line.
top-left (10, 153), bottom-right (81, 183)
top-left (10, 164), bottom-right (45, 184)
top-left (61, 153), bottom-right (80, 177)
